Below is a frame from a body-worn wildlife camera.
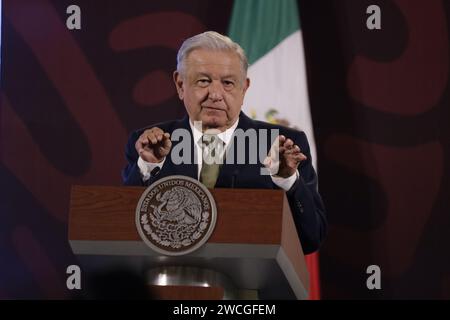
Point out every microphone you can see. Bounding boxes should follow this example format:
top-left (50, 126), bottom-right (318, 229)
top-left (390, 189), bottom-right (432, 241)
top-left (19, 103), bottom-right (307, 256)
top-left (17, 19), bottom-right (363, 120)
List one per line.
top-left (150, 166), bottom-right (161, 177)
top-left (231, 169), bottom-right (239, 188)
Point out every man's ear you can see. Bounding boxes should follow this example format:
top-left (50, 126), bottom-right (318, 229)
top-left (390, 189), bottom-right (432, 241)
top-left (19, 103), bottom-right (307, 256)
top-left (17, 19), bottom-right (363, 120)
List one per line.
top-left (173, 71), bottom-right (184, 100)
top-left (242, 77), bottom-right (250, 94)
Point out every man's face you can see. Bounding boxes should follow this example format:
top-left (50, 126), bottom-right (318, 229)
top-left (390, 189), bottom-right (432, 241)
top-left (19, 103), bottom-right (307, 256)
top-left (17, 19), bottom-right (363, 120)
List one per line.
top-left (173, 48), bottom-right (250, 131)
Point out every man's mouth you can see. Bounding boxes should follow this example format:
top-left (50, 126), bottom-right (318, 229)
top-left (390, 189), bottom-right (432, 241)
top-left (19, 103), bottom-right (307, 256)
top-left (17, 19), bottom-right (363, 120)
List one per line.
top-left (202, 105), bottom-right (226, 112)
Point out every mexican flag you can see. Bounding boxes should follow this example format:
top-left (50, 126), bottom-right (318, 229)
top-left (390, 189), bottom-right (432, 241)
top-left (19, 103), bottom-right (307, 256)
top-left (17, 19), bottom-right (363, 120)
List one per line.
top-left (229, 0), bottom-right (321, 300)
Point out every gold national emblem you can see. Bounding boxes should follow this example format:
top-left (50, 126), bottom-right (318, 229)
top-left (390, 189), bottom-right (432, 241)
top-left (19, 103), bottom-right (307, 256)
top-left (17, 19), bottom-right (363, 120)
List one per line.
top-left (136, 175), bottom-right (217, 256)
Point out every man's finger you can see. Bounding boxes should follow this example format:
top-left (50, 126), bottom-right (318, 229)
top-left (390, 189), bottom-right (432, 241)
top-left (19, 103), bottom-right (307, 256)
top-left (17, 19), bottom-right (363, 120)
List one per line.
top-left (139, 134), bottom-right (150, 144)
top-left (136, 137), bottom-right (148, 150)
top-left (284, 146), bottom-right (301, 155)
top-left (143, 127), bottom-right (163, 139)
top-left (147, 127), bottom-right (163, 135)
top-left (147, 133), bottom-right (158, 145)
top-left (139, 148), bottom-right (151, 157)
top-left (283, 150), bottom-right (296, 156)
top-left (283, 138), bottom-right (294, 148)
top-left (163, 136), bottom-right (172, 149)
top-left (293, 153), bottom-right (307, 161)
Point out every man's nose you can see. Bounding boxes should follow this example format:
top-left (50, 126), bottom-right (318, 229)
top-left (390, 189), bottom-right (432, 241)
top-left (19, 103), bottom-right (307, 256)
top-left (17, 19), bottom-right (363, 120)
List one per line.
top-left (208, 81), bottom-right (224, 101)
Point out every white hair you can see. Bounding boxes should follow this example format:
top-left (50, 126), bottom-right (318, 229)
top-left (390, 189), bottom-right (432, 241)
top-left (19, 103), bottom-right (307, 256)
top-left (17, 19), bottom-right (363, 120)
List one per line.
top-left (176, 31), bottom-right (249, 78)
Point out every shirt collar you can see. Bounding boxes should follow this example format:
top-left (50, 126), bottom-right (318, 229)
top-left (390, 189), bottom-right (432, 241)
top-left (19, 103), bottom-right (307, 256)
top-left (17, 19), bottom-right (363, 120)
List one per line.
top-left (189, 118), bottom-right (239, 147)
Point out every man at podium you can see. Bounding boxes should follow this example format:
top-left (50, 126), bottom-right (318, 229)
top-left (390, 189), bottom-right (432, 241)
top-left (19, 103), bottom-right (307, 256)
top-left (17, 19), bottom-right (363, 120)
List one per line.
top-left (122, 31), bottom-right (327, 254)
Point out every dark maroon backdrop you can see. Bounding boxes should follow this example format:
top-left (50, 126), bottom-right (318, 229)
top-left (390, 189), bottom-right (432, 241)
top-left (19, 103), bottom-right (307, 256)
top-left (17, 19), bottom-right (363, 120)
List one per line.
top-left (1, 0), bottom-right (449, 299)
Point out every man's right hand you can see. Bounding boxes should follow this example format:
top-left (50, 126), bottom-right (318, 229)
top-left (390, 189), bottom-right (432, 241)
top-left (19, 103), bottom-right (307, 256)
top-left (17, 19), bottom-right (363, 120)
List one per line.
top-left (135, 127), bottom-right (172, 163)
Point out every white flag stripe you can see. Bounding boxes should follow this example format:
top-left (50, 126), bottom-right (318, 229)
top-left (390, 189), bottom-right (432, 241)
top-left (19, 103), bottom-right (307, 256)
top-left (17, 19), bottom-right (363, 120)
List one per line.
top-left (243, 31), bottom-right (317, 168)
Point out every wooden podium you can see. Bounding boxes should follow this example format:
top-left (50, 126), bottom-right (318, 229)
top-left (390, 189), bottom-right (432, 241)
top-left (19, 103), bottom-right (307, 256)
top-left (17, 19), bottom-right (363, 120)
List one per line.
top-left (68, 185), bottom-right (310, 299)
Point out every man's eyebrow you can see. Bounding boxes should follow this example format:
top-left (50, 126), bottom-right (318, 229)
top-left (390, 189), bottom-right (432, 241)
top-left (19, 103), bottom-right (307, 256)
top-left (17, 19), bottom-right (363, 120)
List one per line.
top-left (221, 74), bottom-right (239, 80)
top-left (194, 72), bottom-right (211, 78)
top-left (192, 72), bottom-right (240, 81)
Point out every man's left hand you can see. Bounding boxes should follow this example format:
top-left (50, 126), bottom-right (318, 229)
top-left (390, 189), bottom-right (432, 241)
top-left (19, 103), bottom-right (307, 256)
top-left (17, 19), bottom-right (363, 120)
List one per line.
top-left (265, 135), bottom-right (307, 178)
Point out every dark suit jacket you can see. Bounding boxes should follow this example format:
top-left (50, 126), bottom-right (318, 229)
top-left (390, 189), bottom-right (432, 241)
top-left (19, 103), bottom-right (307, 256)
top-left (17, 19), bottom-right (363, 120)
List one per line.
top-left (122, 112), bottom-right (327, 254)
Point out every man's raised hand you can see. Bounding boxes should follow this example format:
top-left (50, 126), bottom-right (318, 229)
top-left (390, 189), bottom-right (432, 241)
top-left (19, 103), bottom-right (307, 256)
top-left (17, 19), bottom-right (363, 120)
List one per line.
top-left (278, 135), bottom-right (307, 177)
top-left (135, 127), bottom-right (172, 163)
top-left (265, 135), bottom-right (307, 178)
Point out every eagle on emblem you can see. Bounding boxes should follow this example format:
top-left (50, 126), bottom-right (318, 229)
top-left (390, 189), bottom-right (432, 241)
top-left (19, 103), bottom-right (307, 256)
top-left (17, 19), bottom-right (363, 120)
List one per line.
top-left (151, 186), bottom-right (202, 225)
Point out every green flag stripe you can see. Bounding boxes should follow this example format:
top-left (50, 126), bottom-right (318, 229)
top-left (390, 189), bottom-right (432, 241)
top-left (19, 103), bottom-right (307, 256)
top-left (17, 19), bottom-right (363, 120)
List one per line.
top-left (228, 0), bottom-right (300, 65)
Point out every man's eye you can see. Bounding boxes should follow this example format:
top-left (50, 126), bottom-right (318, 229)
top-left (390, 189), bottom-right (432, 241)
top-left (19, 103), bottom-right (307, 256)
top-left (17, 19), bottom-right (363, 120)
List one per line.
top-left (197, 79), bottom-right (210, 86)
top-left (223, 81), bottom-right (234, 87)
